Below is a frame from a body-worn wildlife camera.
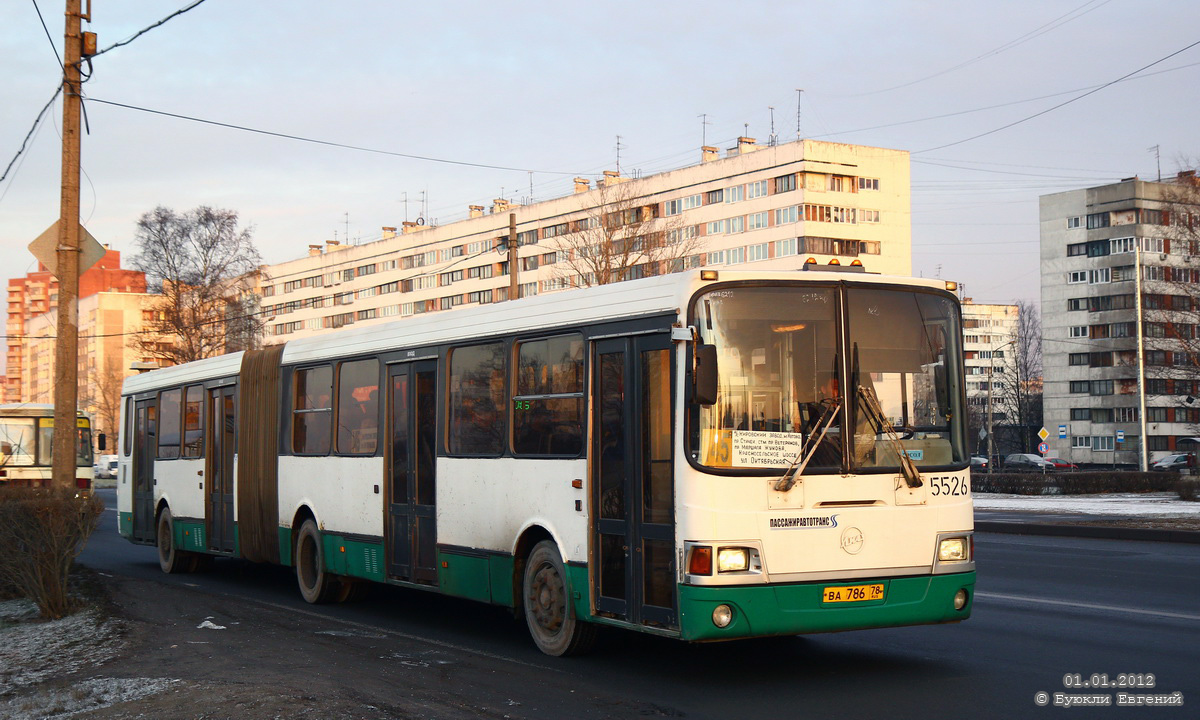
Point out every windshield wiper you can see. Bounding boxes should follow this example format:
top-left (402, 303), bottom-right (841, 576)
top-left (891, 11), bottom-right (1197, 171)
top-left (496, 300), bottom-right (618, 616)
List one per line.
top-left (856, 385), bottom-right (923, 489)
top-left (774, 399), bottom-right (839, 492)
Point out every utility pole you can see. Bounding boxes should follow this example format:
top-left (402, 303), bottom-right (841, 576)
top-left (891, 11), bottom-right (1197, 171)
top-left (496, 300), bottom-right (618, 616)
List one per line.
top-left (52, 0), bottom-right (85, 491)
top-left (507, 212), bottom-right (519, 301)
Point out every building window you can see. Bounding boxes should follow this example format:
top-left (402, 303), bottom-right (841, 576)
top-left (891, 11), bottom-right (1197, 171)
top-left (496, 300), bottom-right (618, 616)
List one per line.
top-left (1068, 353), bottom-right (1088, 365)
top-left (724, 185), bottom-right (744, 203)
top-left (1090, 380), bottom-right (1114, 396)
top-left (1091, 408), bottom-right (1113, 423)
top-left (1146, 407), bottom-right (1168, 423)
top-left (746, 180), bottom-right (768, 199)
top-left (1071, 436), bottom-right (1090, 448)
top-left (293, 365), bottom-right (332, 455)
top-left (1089, 268), bottom-right (1111, 284)
top-left (1068, 271), bottom-right (1087, 284)
top-left (776, 238), bottom-right (797, 257)
top-left (1067, 298), bottom-right (1087, 311)
top-left (774, 205), bottom-right (799, 225)
top-left (773, 174), bottom-right (796, 194)
top-left (1086, 212), bottom-right (1110, 229)
top-left (447, 342), bottom-right (507, 456)
top-left (1111, 237), bottom-right (1135, 254)
top-left (860, 209), bottom-right (881, 223)
top-left (858, 177), bottom-right (880, 191)
top-left (335, 359), bottom-right (379, 455)
top-left (1092, 436), bottom-right (1115, 451)
top-left (1069, 326), bottom-right (1088, 338)
top-left (748, 212), bottom-right (769, 231)
top-left (1070, 408), bottom-right (1090, 420)
top-left (1067, 243), bottom-right (1086, 257)
top-left (705, 189), bottom-right (724, 204)
top-left (1069, 381), bottom-right (1090, 394)
top-left (1067, 216), bottom-right (1081, 229)
top-left (747, 243), bottom-right (770, 262)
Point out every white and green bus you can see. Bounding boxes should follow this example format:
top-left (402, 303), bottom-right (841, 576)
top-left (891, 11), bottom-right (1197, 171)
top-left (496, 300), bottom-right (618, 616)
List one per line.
top-left (117, 266), bottom-right (975, 655)
top-left (0, 403), bottom-right (96, 490)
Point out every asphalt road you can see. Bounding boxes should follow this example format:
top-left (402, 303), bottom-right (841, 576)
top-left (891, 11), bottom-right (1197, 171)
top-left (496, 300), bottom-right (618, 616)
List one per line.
top-left (81, 490), bottom-right (1199, 718)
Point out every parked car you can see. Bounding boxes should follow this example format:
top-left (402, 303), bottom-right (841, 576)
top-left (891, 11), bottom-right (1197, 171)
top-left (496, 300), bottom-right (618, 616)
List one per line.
top-left (1151, 453), bottom-right (1192, 472)
top-left (1043, 457), bottom-right (1078, 470)
top-left (969, 454), bottom-right (989, 470)
top-left (1003, 453), bottom-right (1055, 471)
top-left (94, 454), bottom-right (118, 479)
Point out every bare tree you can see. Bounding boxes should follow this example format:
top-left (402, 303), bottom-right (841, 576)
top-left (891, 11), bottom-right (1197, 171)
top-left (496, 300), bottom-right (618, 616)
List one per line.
top-left (130, 206), bottom-right (265, 364)
top-left (80, 357), bottom-right (124, 448)
top-left (994, 299), bottom-right (1043, 453)
top-left (552, 180), bottom-right (701, 287)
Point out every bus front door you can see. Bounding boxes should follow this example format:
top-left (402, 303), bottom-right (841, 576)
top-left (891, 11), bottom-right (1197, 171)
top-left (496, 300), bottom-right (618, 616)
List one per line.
top-left (207, 386), bottom-right (236, 553)
top-left (592, 335), bottom-right (677, 629)
top-left (132, 399), bottom-right (157, 543)
top-left (386, 361), bottom-right (438, 585)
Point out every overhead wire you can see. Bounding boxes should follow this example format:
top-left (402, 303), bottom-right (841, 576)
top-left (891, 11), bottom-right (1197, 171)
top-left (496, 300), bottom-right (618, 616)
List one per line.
top-left (92, 0), bottom-right (209, 58)
top-left (30, 0), bottom-right (63, 70)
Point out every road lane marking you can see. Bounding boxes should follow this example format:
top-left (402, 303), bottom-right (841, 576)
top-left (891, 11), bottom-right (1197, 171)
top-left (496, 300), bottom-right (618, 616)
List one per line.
top-left (975, 591), bottom-right (1200, 622)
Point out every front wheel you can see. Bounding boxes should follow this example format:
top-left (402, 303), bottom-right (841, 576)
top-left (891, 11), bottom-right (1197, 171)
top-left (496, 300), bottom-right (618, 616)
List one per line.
top-left (523, 540), bottom-right (596, 656)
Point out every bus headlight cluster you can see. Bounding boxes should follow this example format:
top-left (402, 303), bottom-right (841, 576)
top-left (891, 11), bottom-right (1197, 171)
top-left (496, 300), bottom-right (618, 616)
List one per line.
top-left (687, 543), bottom-right (762, 576)
top-left (938, 537), bottom-right (968, 562)
top-left (717, 547), bottom-right (749, 573)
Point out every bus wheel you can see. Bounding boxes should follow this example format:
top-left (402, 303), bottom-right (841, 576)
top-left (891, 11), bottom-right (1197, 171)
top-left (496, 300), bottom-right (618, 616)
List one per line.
top-left (157, 507), bottom-right (197, 574)
top-left (523, 540), bottom-right (596, 656)
top-left (295, 519), bottom-right (339, 604)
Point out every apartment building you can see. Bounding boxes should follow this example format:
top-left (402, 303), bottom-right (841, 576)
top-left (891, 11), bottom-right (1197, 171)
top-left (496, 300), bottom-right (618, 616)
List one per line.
top-left (1040, 172), bottom-right (1200, 468)
top-left (259, 138), bottom-right (912, 342)
top-left (5, 248), bottom-right (145, 403)
top-left (961, 301), bottom-right (1019, 448)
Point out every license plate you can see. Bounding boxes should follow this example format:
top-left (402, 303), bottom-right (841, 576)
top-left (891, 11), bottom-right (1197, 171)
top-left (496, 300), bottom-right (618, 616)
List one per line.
top-left (822, 583), bottom-right (885, 603)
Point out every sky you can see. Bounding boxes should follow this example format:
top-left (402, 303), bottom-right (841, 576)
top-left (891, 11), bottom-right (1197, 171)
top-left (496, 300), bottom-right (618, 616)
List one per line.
top-left (2, 0), bottom-right (1198, 321)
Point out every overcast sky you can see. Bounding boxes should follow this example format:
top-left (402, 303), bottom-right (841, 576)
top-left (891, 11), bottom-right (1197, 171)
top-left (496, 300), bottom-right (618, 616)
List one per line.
top-left (2, 1), bottom-right (1198, 326)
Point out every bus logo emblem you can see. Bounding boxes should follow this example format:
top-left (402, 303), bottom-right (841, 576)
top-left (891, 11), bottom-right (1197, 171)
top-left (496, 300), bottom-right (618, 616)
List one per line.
top-left (840, 527), bottom-right (864, 555)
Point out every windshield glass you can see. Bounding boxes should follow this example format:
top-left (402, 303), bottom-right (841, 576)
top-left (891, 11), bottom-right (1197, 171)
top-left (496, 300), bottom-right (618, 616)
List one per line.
top-left (691, 284), bottom-right (966, 473)
top-left (846, 288), bottom-right (966, 469)
top-left (34, 418), bottom-right (94, 467)
top-left (0, 419), bottom-right (36, 467)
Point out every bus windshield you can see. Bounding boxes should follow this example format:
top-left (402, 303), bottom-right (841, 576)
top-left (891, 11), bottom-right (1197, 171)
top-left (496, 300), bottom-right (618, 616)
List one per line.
top-left (693, 284), bottom-right (965, 473)
top-left (0, 418), bottom-right (36, 466)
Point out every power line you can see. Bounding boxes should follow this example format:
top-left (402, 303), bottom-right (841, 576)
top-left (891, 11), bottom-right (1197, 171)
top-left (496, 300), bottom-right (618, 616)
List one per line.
top-left (93, 0), bottom-right (210, 58)
top-left (86, 97), bottom-right (586, 176)
top-left (30, 0), bottom-right (63, 70)
top-left (916, 39), bottom-right (1200, 154)
top-left (0, 86), bottom-right (62, 185)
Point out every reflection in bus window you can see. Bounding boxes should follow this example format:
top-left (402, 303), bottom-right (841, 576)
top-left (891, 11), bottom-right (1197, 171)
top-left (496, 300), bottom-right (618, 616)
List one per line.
top-left (158, 389), bottom-right (182, 459)
top-left (0, 419), bottom-right (35, 466)
top-left (448, 343), bottom-right (506, 455)
top-left (293, 366), bottom-right (333, 455)
top-left (513, 335), bottom-right (583, 456)
top-left (337, 359), bottom-right (379, 455)
top-left (182, 385), bottom-right (204, 458)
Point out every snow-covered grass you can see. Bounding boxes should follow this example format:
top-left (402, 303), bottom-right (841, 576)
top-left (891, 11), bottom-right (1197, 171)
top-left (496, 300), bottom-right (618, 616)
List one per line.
top-left (974, 492), bottom-right (1200, 516)
top-left (0, 596), bottom-right (178, 718)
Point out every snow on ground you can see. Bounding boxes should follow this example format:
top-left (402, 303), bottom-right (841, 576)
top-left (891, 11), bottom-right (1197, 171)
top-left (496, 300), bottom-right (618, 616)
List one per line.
top-left (974, 492), bottom-right (1200, 516)
top-left (0, 597), bottom-right (177, 718)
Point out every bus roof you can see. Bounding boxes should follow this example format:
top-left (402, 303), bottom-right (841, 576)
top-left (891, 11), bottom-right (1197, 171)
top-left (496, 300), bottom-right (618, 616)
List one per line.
top-left (122, 268), bottom-right (953, 394)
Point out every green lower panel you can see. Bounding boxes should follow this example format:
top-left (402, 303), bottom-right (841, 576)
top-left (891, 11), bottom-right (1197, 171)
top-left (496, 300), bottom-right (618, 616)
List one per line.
top-left (322, 534), bottom-right (385, 582)
top-left (678, 571), bottom-right (975, 642)
top-left (118, 511), bottom-right (132, 538)
top-left (566, 563), bottom-right (590, 622)
top-left (439, 551), bottom-right (491, 603)
top-left (174, 520), bottom-right (206, 553)
top-left (489, 555), bottom-right (516, 608)
top-left (278, 526), bottom-right (292, 566)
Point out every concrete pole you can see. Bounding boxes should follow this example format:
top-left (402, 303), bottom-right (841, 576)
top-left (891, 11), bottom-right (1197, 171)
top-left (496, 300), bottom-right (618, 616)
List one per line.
top-left (52, 0), bottom-right (84, 490)
top-left (507, 212), bottom-right (519, 301)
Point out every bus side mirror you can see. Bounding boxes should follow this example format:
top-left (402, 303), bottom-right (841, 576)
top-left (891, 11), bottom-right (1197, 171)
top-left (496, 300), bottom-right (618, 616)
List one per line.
top-left (694, 344), bottom-right (718, 406)
top-left (97, 432), bottom-right (107, 452)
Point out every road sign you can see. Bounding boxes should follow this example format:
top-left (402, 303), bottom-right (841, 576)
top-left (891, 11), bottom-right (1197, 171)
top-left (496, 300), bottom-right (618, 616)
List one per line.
top-left (1038, 442), bottom-right (1049, 454)
top-left (1037, 427), bottom-right (1050, 441)
top-left (978, 428), bottom-right (987, 440)
top-left (1116, 430), bottom-right (1125, 442)
top-left (28, 221), bottom-right (106, 279)
top-left (1058, 425), bottom-right (1067, 439)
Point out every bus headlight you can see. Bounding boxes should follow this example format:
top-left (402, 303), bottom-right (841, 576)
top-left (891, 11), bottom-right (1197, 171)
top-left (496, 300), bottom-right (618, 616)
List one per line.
top-left (712, 604), bottom-right (733, 628)
top-left (938, 537), bottom-right (968, 562)
top-left (717, 547), bottom-right (749, 573)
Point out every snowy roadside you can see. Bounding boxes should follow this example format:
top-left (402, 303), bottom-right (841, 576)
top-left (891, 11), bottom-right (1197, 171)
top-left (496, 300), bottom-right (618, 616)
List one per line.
top-left (0, 586), bottom-right (177, 719)
top-left (974, 492), bottom-right (1200, 517)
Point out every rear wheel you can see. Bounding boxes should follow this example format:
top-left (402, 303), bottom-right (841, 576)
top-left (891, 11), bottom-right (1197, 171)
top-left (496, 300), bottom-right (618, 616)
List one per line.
top-left (157, 507), bottom-right (198, 574)
top-left (295, 519), bottom-right (339, 603)
top-left (523, 540), bottom-right (596, 656)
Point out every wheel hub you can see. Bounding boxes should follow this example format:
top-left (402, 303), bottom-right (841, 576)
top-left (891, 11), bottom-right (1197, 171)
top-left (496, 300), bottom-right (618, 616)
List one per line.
top-left (529, 564), bottom-right (564, 632)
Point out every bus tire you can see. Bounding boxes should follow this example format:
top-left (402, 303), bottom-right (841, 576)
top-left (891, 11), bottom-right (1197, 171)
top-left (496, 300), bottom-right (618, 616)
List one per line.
top-left (157, 507), bottom-right (197, 574)
top-left (523, 540), bottom-right (596, 656)
top-left (295, 519), bottom-right (339, 604)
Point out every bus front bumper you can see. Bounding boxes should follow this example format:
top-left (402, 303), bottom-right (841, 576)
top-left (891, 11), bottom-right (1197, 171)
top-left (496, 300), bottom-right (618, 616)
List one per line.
top-left (678, 571), bottom-right (975, 642)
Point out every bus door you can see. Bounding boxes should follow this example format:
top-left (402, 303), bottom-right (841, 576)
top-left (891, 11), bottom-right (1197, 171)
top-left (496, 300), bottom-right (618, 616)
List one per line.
top-left (132, 399), bottom-right (157, 543)
top-left (385, 360), bottom-right (438, 585)
top-left (207, 385), bottom-right (236, 553)
top-left (592, 334), bottom-right (677, 629)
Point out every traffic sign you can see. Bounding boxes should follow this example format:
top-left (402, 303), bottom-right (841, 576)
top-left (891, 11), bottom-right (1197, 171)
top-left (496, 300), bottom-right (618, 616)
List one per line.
top-left (1038, 442), bottom-right (1049, 454)
top-left (28, 221), bottom-right (105, 279)
top-left (1058, 425), bottom-right (1067, 439)
top-left (1037, 427), bottom-right (1050, 441)
top-left (1116, 430), bottom-right (1125, 442)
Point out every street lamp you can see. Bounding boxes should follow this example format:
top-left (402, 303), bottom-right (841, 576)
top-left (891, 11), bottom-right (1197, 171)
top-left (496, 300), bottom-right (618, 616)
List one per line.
top-left (986, 337), bottom-right (1017, 473)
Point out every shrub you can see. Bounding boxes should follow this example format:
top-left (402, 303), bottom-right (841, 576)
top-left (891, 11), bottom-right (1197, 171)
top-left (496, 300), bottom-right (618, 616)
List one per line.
top-left (972, 471), bottom-right (1180, 495)
top-left (0, 487), bottom-right (104, 619)
top-left (1179, 478), bottom-right (1198, 502)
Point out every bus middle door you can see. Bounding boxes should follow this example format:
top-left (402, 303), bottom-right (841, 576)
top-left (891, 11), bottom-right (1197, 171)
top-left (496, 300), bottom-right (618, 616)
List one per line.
top-left (385, 360), bottom-right (438, 585)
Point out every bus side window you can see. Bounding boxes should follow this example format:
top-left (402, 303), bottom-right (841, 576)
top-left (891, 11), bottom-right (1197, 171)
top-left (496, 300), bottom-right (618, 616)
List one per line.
top-left (336, 358), bottom-right (379, 455)
top-left (182, 384), bottom-right (205, 458)
top-left (293, 365), bottom-right (333, 455)
top-left (512, 334), bottom-right (583, 456)
top-left (448, 342), bottom-right (507, 456)
top-left (158, 388), bottom-right (182, 459)
top-left (123, 397), bottom-right (133, 456)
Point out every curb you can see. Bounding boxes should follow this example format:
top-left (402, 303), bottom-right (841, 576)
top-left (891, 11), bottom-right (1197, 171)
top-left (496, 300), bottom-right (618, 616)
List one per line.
top-left (976, 520), bottom-right (1200, 544)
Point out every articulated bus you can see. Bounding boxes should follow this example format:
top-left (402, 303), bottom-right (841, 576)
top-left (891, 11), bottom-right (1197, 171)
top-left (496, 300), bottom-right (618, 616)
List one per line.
top-left (0, 404), bottom-right (95, 490)
top-left (117, 267), bottom-right (975, 655)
